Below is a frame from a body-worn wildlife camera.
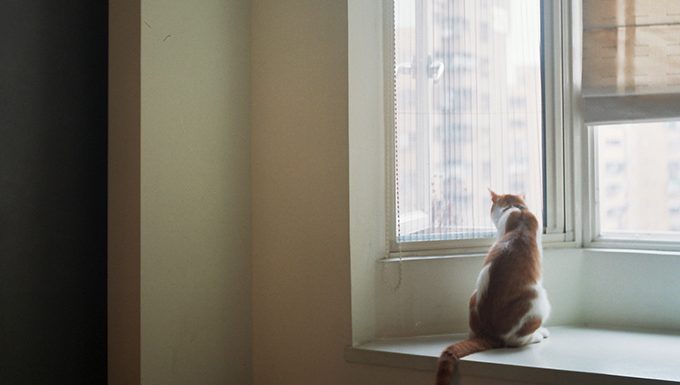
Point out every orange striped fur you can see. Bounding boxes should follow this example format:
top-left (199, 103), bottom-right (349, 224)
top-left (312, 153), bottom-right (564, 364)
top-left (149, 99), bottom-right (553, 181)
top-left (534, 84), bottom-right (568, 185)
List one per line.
top-left (435, 191), bottom-right (551, 385)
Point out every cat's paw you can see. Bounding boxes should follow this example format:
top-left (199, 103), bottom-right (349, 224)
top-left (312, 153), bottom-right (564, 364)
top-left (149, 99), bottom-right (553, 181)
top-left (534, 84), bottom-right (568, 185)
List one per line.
top-left (528, 327), bottom-right (550, 344)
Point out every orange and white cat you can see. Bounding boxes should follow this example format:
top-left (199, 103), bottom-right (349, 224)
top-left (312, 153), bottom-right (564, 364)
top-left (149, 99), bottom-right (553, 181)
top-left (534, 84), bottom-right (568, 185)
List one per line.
top-left (435, 191), bottom-right (550, 385)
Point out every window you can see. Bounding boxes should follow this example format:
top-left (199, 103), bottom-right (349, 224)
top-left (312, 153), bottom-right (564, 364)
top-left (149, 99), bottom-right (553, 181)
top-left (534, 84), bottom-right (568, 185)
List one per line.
top-left (594, 122), bottom-right (680, 241)
top-left (348, 0), bottom-right (680, 350)
top-left (583, 0), bottom-right (680, 247)
top-left (391, 0), bottom-right (549, 251)
top-left (383, 0), bottom-right (680, 256)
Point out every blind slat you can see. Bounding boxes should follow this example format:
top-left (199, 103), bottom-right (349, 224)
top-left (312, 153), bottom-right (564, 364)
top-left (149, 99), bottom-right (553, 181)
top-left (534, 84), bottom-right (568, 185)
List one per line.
top-left (584, 93), bottom-right (680, 124)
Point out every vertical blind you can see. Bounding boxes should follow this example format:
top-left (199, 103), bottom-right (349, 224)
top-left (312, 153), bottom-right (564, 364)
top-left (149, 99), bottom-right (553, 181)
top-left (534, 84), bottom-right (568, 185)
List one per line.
top-left (393, 0), bottom-right (543, 243)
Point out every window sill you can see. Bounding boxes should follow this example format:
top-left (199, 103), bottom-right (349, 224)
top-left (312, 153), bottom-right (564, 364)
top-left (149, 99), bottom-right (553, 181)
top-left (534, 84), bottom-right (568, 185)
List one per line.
top-left (381, 244), bottom-right (680, 263)
top-left (344, 326), bottom-right (680, 384)
top-left (384, 236), bottom-right (579, 261)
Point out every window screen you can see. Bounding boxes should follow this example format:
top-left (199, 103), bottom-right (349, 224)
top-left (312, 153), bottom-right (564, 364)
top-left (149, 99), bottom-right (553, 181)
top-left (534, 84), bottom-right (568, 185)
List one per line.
top-left (393, 0), bottom-right (543, 242)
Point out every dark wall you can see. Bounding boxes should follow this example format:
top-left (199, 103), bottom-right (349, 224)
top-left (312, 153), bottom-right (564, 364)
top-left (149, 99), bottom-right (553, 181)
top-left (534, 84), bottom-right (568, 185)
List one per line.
top-left (0, 1), bottom-right (107, 384)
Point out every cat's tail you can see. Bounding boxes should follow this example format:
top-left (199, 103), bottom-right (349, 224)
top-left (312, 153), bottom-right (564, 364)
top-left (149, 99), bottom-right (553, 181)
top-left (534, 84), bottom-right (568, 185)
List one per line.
top-left (435, 337), bottom-right (501, 385)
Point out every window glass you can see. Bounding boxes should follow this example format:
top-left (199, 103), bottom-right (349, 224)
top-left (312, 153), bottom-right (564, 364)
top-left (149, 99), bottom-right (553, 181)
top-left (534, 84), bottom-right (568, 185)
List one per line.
top-left (394, 0), bottom-right (543, 242)
top-left (596, 121), bottom-right (680, 240)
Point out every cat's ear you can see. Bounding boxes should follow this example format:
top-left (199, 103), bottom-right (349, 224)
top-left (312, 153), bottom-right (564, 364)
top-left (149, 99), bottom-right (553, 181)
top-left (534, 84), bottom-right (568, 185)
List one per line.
top-left (520, 193), bottom-right (526, 201)
top-left (488, 188), bottom-right (499, 203)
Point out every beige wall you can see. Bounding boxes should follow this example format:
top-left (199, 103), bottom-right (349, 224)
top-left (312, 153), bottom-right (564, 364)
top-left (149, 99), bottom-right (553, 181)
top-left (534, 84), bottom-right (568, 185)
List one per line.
top-left (111, 0), bottom-right (438, 383)
top-left (251, 1), bottom-right (431, 384)
top-left (109, 0), bottom-right (252, 384)
top-left (112, 1), bottom-right (680, 384)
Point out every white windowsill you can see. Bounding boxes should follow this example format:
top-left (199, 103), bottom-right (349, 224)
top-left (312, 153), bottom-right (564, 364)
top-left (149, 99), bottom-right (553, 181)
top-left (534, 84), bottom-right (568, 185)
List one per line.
top-left (381, 246), bottom-right (680, 263)
top-left (345, 326), bottom-right (680, 385)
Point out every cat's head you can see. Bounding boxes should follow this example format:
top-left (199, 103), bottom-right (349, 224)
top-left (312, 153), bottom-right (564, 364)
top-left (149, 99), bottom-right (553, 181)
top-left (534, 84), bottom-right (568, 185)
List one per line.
top-left (488, 189), bottom-right (527, 228)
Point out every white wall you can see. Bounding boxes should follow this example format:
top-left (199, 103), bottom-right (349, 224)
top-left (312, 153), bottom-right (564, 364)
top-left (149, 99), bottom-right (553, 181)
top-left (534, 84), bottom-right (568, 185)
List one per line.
top-left (581, 249), bottom-right (680, 330)
top-left (348, 0), bottom-right (387, 346)
top-left (109, 0), bottom-right (252, 384)
top-left (375, 249), bottom-right (586, 338)
top-left (140, 1), bottom-right (251, 384)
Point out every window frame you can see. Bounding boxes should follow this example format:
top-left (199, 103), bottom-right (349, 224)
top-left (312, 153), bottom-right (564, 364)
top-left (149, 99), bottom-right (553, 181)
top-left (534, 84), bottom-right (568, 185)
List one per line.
top-left (385, 0), bottom-right (574, 258)
top-left (583, 120), bottom-right (680, 251)
top-left (385, 0), bottom-right (680, 258)
top-left (576, 0), bottom-right (680, 252)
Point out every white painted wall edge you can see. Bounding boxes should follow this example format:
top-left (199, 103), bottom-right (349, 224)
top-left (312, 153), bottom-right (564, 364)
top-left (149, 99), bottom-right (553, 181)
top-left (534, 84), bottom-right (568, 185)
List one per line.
top-left (348, 0), bottom-right (387, 345)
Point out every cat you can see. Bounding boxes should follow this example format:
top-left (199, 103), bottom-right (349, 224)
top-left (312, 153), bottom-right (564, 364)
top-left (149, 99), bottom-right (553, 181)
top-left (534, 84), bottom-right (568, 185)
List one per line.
top-left (435, 190), bottom-right (551, 385)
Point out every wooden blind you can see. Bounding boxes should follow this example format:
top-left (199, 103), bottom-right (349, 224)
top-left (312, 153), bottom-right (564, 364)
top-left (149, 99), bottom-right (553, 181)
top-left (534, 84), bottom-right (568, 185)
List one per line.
top-left (583, 0), bottom-right (680, 96)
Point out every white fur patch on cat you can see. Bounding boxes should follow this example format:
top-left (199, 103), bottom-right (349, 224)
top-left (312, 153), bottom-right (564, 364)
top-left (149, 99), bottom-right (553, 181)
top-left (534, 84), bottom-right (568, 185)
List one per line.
top-left (501, 283), bottom-right (551, 346)
top-left (475, 264), bottom-right (491, 304)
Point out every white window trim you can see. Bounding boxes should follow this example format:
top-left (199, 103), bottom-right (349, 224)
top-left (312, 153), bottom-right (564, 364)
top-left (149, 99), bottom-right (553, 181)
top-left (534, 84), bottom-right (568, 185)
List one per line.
top-left (385, 0), bottom-right (680, 257)
top-left (385, 0), bottom-right (575, 258)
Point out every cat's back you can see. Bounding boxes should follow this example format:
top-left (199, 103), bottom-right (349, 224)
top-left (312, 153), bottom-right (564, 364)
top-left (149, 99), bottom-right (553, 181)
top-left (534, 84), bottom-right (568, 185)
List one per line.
top-left (475, 209), bottom-right (546, 341)
top-left (485, 210), bottom-right (540, 266)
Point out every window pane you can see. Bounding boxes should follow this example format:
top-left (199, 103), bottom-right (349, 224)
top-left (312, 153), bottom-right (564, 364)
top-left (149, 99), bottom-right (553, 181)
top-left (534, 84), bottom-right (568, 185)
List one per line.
top-left (596, 121), bottom-right (680, 240)
top-left (394, 0), bottom-right (543, 242)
